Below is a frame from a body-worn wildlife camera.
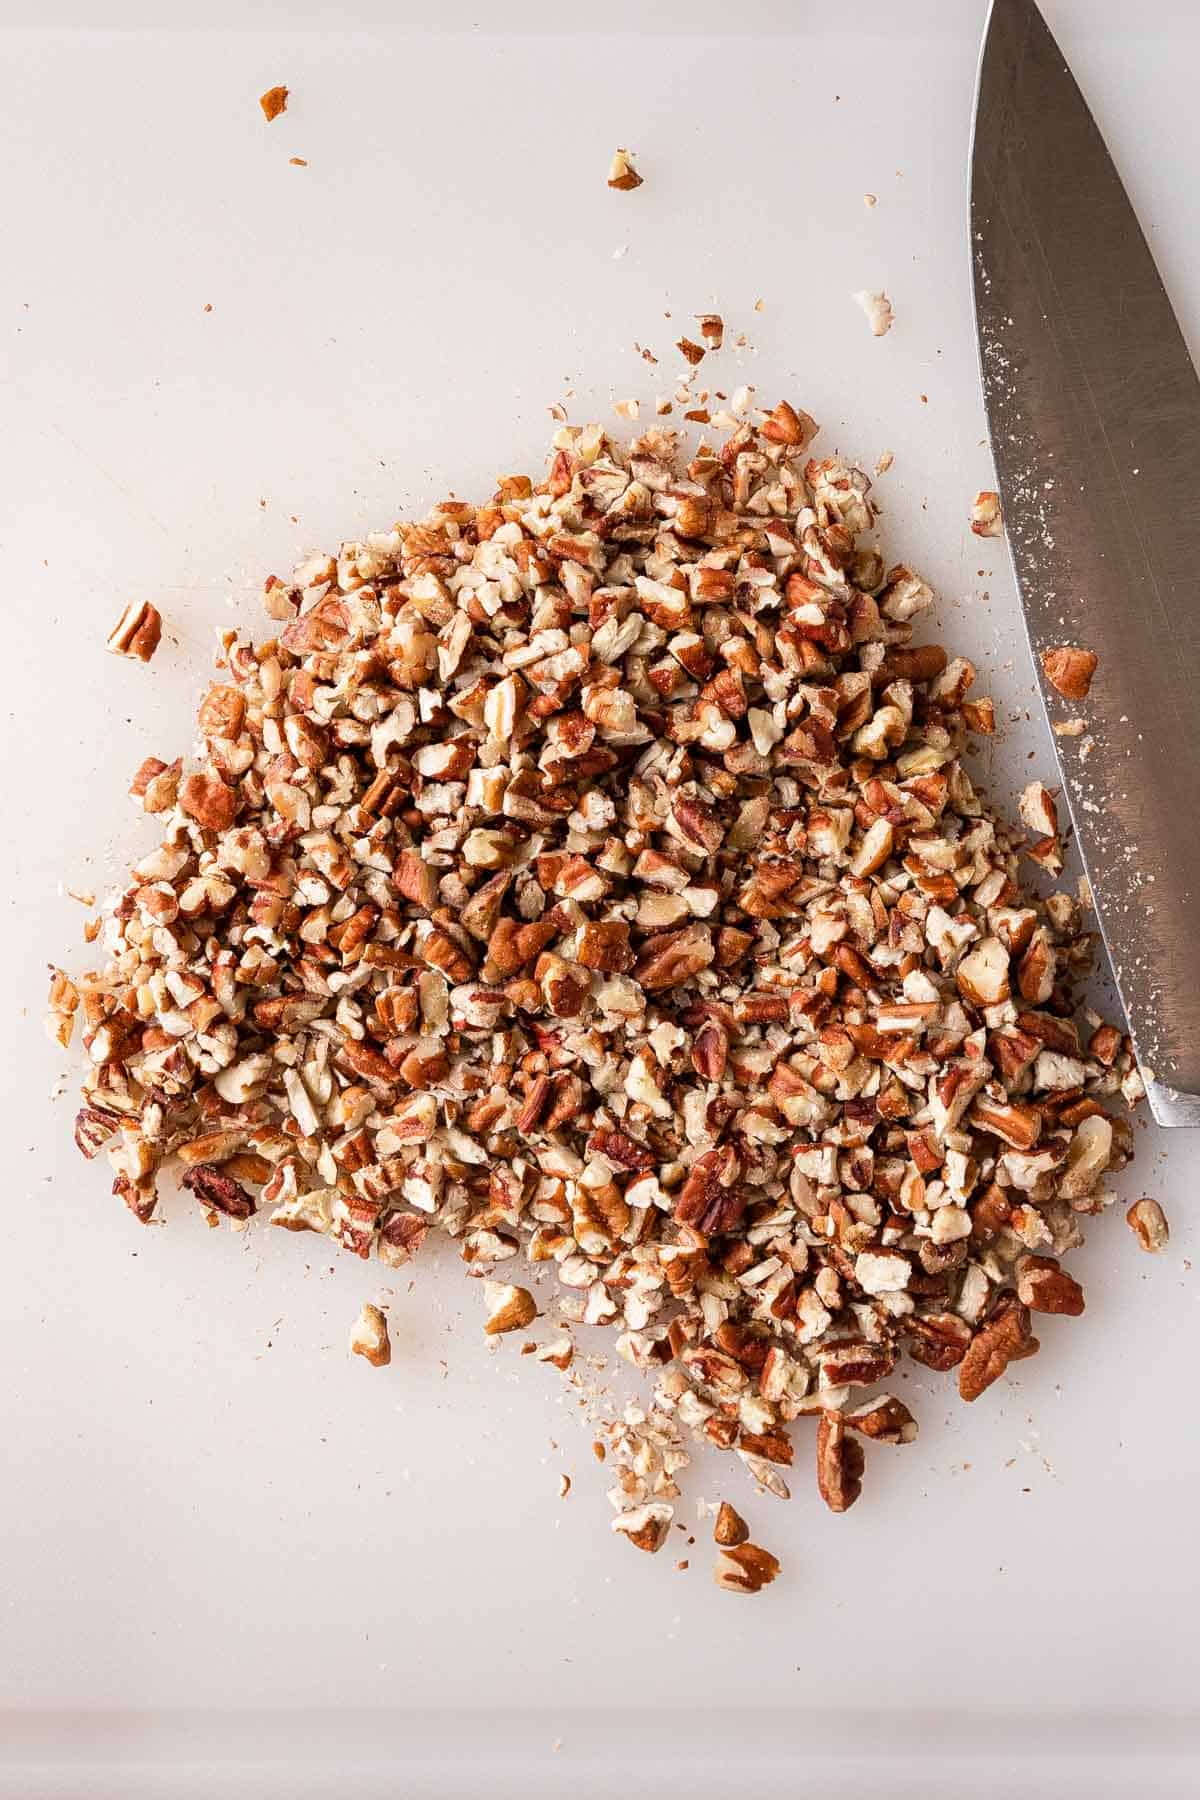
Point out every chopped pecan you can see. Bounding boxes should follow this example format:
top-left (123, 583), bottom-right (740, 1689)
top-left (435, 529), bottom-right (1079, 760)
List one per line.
top-left (958, 1299), bottom-right (1040, 1402)
top-left (713, 1500), bottom-right (749, 1547)
top-left (349, 1302), bottom-right (391, 1367)
top-left (180, 1162), bottom-right (256, 1220)
top-left (106, 600), bottom-right (162, 663)
top-left (815, 1411), bottom-right (864, 1513)
top-left (1015, 1255), bottom-right (1085, 1316)
top-left (713, 1543), bottom-right (781, 1593)
top-left (1042, 645), bottom-right (1097, 702)
top-left (1126, 1198), bottom-right (1169, 1254)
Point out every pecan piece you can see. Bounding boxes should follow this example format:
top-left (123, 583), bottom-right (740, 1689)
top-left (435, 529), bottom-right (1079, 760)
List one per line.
top-left (673, 1146), bottom-right (745, 1235)
top-left (259, 84), bottom-right (288, 122)
top-left (958, 1299), bottom-right (1040, 1402)
top-left (815, 1411), bottom-right (864, 1513)
top-left (713, 1501), bottom-right (749, 1547)
top-left (482, 1281), bottom-right (537, 1335)
top-left (845, 1396), bottom-right (918, 1445)
top-left (179, 772), bottom-right (238, 832)
top-left (906, 1311), bottom-right (973, 1372)
top-left (1015, 1255), bottom-right (1085, 1316)
top-left (612, 1504), bottom-right (673, 1552)
top-left (180, 1162), bottom-right (256, 1220)
top-left (349, 1302), bottom-right (391, 1367)
top-left (1042, 645), bottom-right (1097, 701)
top-left (106, 600), bottom-right (162, 663)
top-left (714, 1543), bottom-right (781, 1593)
top-left (607, 147), bottom-right (643, 191)
top-left (634, 922), bottom-right (714, 992)
top-left (1126, 1198), bottom-right (1169, 1254)
top-left (73, 1105), bottom-right (120, 1160)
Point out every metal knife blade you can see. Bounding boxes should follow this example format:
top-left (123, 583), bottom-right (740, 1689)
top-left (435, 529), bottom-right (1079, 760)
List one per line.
top-left (970, 0), bottom-right (1200, 1127)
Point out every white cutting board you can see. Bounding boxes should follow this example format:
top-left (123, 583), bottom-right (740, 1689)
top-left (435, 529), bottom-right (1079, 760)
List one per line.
top-left (2, 3), bottom-right (1198, 1794)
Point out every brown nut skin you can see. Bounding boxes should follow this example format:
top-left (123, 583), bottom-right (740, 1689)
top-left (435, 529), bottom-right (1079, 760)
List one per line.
top-left (815, 1411), bottom-right (865, 1514)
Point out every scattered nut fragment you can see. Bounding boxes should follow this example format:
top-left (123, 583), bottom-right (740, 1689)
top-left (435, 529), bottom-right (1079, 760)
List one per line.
top-left (875, 448), bottom-right (894, 474)
top-left (1042, 644), bottom-right (1098, 701)
top-left (350, 1302), bottom-right (391, 1367)
top-left (970, 490), bottom-right (1003, 537)
top-left (483, 1281), bottom-right (537, 1335)
top-left (696, 313), bottom-right (724, 349)
top-left (1127, 1198), bottom-right (1169, 1254)
top-left (714, 1542), bottom-right (780, 1594)
top-left (612, 1502), bottom-right (672, 1552)
top-left (612, 397), bottom-right (640, 421)
top-left (607, 147), bottom-right (642, 191)
top-left (854, 288), bottom-right (894, 336)
top-left (1018, 781), bottom-right (1058, 837)
top-left (864, 193), bottom-right (878, 207)
top-left (106, 601), bottom-right (162, 663)
top-left (815, 1412), bottom-right (864, 1513)
top-left (713, 1500), bottom-right (749, 1547)
top-left (534, 1333), bottom-right (574, 1370)
top-left (675, 336), bottom-right (706, 366)
top-left (259, 85), bottom-right (288, 122)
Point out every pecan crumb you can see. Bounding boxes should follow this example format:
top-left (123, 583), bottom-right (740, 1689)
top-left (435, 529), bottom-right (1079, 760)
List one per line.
top-left (1127, 1198), bottom-right (1169, 1254)
top-left (854, 289), bottom-right (894, 336)
top-left (970, 489), bottom-right (1003, 537)
top-left (259, 85), bottom-right (288, 122)
top-left (607, 147), bottom-right (642, 191)
top-left (350, 1301), bottom-right (391, 1367)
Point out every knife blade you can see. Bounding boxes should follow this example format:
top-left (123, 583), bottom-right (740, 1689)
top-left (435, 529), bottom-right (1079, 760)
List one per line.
top-left (970, 0), bottom-right (1200, 1127)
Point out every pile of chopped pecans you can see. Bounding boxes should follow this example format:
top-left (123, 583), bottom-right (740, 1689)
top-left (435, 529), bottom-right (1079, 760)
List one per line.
top-left (50, 402), bottom-right (1147, 1558)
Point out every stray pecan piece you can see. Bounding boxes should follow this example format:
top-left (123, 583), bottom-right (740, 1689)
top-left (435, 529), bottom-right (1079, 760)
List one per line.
top-left (714, 1543), bottom-right (781, 1593)
top-left (815, 1411), bottom-right (865, 1513)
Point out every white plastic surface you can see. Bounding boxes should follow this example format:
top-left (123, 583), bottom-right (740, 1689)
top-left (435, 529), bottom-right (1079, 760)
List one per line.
top-left (2, 3), bottom-right (1198, 1793)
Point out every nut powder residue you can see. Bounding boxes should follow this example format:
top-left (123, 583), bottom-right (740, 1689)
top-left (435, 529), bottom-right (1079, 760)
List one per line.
top-left (48, 392), bottom-right (1150, 1582)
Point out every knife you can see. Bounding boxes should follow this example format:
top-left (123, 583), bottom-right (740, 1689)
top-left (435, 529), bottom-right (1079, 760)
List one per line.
top-left (970, 0), bottom-right (1200, 1128)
